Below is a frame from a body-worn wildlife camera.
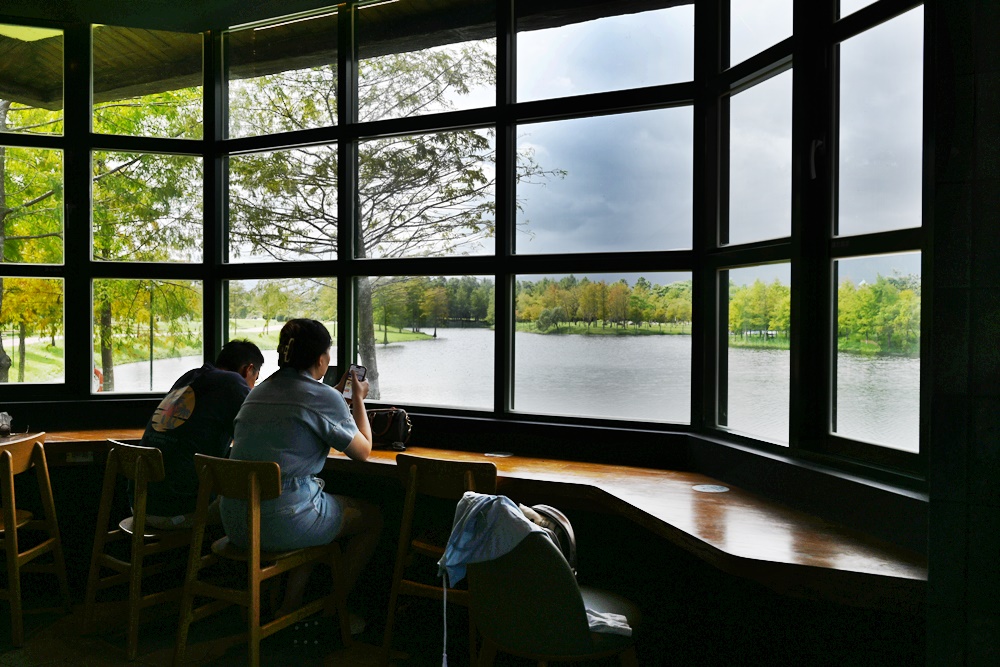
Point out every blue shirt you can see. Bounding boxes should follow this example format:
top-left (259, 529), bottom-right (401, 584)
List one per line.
top-left (230, 366), bottom-right (358, 475)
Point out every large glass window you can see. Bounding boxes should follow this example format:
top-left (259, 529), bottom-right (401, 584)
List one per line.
top-left (92, 152), bottom-right (203, 263)
top-left (229, 147), bottom-right (339, 263)
top-left (837, 7), bottom-right (923, 237)
top-left (729, 0), bottom-right (792, 67)
top-left (359, 130), bottom-right (496, 259)
top-left (358, 276), bottom-right (495, 410)
top-left (0, 1), bottom-right (928, 476)
top-left (513, 272), bottom-right (692, 423)
top-left (92, 26), bottom-right (203, 139)
top-left (226, 11), bottom-right (339, 138)
top-left (0, 24), bottom-right (63, 135)
top-left (517, 4), bottom-right (694, 101)
top-left (516, 109), bottom-right (693, 254)
top-left (227, 278), bottom-right (338, 382)
top-left (834, 253), bottom-right (920, 452)
top-left (1, 145), bottom-right (63, 264)
top-left (92, 279), bottom-right (203, 393)
top-left (721, 264), bottom-right (791, 444)
top-left (359, 0), bottom-right (496, 120)
top-left (0, 277), bottom-right (64, 384)
top-left (727, 70), bottom-right (792, 245)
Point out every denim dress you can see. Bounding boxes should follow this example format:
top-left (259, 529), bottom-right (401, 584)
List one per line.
top-left (220, 367), bottom-right (359, 551)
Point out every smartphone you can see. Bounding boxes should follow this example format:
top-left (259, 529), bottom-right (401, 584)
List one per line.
top-left (343, 363), bottom-right (367, 400)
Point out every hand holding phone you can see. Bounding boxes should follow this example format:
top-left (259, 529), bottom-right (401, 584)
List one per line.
top-left (343, 364), bottom-right (367, 400)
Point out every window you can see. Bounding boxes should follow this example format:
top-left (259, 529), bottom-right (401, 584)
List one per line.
top-left (1, 145), bottom-right (63, 264)
top-left (720, 264), bottom-right (791, 444)
top-left (359, 130), bottom-right (496, 259)
top-left (359, 0), bottom-right (496, 119)
top-left (226, 10), bottom-right (339, 138)
top-left (726, 70), bottom-right (792, 246)
top-left (92, 152), bottom-right (203, 263)
top-left (359, 275), bottom-right (494, 410)
top-left (0, 0), bottom-right (928, 481)
top-left (92, 279), bottom-right (203, 393)
top-left (514, 273), bottom-right (691, 423)
top-left (517, 4), bottom-right (694, 101)
top-left (92, 26), bottom-right (203, 139)
top-left (0, 277), bottom-right (64, 384)
top-left (837, 7), bottom-right (923, 237)
top-left (516, 110), bottom-right (693, 254)
top-left (227, 278), bottom-right (338, 382)
top-left (228, 147), bottom-right (339, 263)
top-left (729, 0), bottom-right (792, 67)
top-left (834, 254), bottom-right (920, 452)
top-left (0, 24), bottom-right (63, 135)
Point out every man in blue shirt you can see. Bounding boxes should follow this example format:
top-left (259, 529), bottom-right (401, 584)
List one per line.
top-left (136, 340), bottom-right (264, 529)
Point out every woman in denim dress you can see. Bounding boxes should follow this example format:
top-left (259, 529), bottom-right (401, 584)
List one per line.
top-left (222, 318), bottom-right (382, 626)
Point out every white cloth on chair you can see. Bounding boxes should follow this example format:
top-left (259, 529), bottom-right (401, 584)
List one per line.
top-left (438, 491), bottom-right (548, 584)
top-left (586, 608), bottom-right (633, 636)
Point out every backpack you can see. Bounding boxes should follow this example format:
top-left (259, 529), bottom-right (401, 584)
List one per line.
top-left (519, 503), bottom-right (577, 575)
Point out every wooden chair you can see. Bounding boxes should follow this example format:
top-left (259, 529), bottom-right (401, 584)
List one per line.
top-left (83, 439), bottom-right (193, 660)
top-left (173, 454), bottom-right (351, 667)
top-left (382, 453), bottom-right (498, 665)
top-left (468, 532), bottom-right (642, 666)
top-left (0, 432), bottom-right (71, 646)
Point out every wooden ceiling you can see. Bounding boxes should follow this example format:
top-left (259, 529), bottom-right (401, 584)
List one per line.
top-left (0, 0), bottom-right (686, 110)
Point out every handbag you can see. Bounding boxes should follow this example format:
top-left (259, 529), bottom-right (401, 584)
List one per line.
top-left (366, 407), bottom-right (412, 449)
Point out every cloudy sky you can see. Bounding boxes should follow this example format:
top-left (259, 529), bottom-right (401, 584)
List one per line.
top-left (506, 2), bottom-right (923, 286)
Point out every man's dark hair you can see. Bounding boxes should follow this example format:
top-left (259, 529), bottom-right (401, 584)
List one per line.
top-left (215, 339), bottom-right (264, 372)
top-left (277, 319), bottom-right (332, 371)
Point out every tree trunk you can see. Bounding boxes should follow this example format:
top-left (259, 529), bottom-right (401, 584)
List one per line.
top-left (0, 278), bottom-right (9, 381)
top-left (357, 276), bottom-right (380, 399)
top-left (17, 320), bottom-right (25, 382)
top-left (100, 298), bottom-right (115, 391)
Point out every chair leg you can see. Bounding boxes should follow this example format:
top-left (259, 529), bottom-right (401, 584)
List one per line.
top-left (127, 539), bottom-right (144, 661)
top-left (85, 453), bottom-right (119, 634)
top-left (50, 535), bottom-right (72, 614)
top-left (248, 566), bottom-right (261, 667)
top-left (7, 553), bottom-right (23, 647)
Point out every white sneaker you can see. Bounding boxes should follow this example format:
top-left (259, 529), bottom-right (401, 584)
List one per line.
top-left (349, 612), bottom-right (366, 636)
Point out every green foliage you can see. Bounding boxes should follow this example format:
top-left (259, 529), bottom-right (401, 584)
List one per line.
top-left (517, 276), bottom-right (693, 331)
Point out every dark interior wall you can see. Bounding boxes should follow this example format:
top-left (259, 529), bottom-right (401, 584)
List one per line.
top-left (926, 1), bottom-right (1000, 664)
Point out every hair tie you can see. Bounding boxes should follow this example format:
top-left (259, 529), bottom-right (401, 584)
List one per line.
top-left (282, 337), bottom-right (295, 362)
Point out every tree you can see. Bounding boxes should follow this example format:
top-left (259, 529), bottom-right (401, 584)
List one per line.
top-left (420, 286), bottom-right (449, 338)
top-left (228, 42), bottom-right (559, 398)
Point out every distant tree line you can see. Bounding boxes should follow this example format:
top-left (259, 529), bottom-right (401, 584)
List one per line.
top-left (729, 273), bottom-right (920, 355)
top-left (516, 275), bottom-right (693, 332)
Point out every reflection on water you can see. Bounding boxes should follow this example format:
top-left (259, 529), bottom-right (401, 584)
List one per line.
top-left (110, 329), bottom-right (918, 452)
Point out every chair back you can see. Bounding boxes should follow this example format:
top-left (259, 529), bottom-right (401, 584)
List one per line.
top-left (0, 433), bottom-right (47, 477)
top-left (395, 453), bottom-right (497, 500)
top-left (468, 532), bottom-right (594, 657)
top-left (193, 454), bottom-right (281, 502)
top-left (108, 439), bottom-right (166, 483)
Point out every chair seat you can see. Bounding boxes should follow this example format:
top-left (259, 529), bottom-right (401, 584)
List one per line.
top-left (0, 509), bottom-right (33, 533)
top-left (580, 584), bottom-right (642, 652)
top-left (118, 516), bottom-right (191, 540)
top-left (210, 535), bottom-right (327, 563)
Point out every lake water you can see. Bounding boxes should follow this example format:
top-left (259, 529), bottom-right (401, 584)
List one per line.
top-left (112, 327), bottom-right (919, 453)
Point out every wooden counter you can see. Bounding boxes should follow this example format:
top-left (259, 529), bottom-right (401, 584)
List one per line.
top-left (30, 429), bottom-right (928, 612)
top-left (326, 446), bottom-right (927, 612)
